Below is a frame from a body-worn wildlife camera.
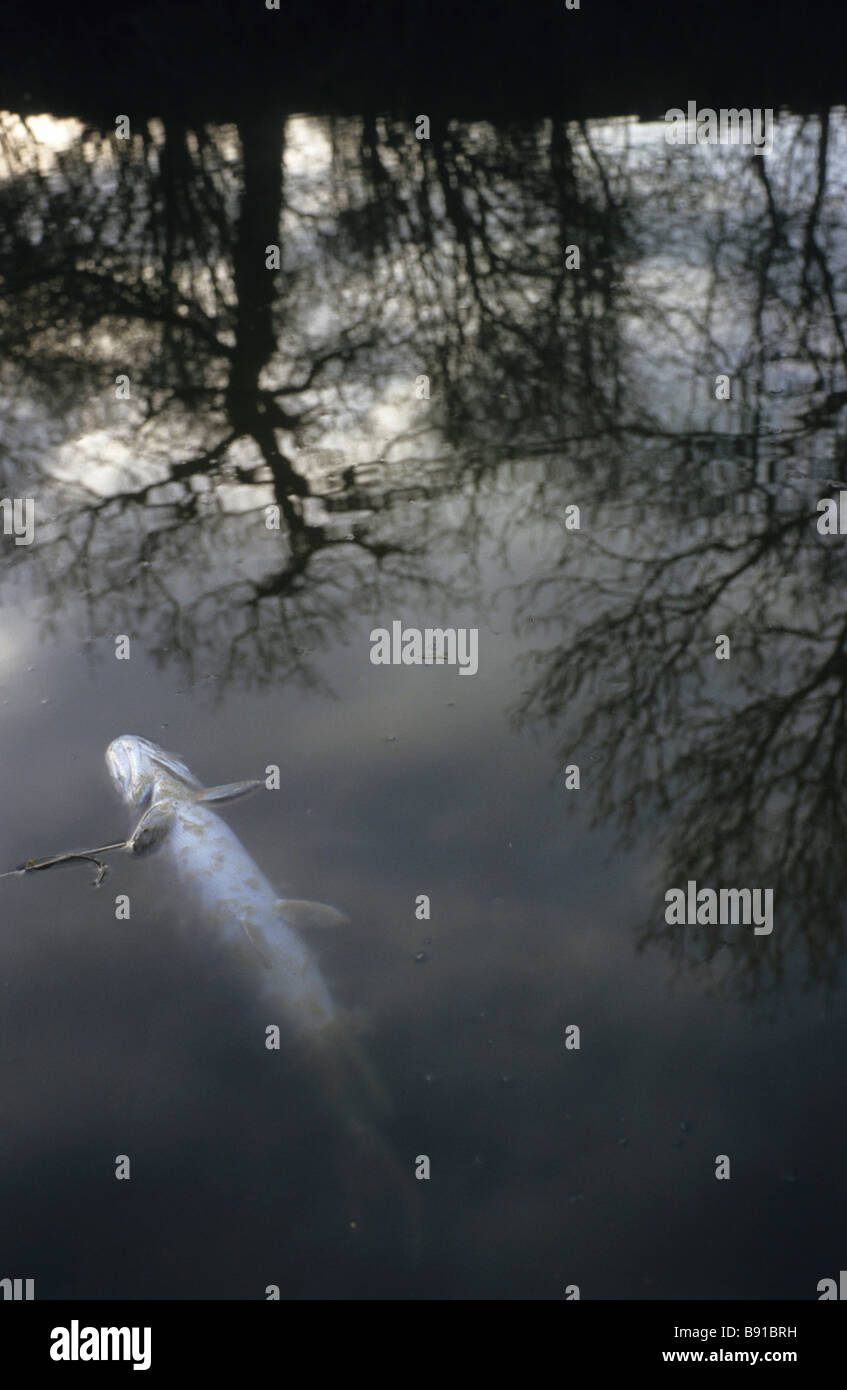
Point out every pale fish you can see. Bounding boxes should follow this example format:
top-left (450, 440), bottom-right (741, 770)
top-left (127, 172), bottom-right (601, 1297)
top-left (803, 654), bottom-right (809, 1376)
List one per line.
top-left (104, 735), bottom-right (418, 1253)
top-left (104, 733), bottom-right (404, 1179)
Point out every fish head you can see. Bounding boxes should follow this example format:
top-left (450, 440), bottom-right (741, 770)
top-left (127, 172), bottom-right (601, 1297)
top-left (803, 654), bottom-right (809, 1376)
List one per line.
top-left (106, 735), bottom-right (202, 809)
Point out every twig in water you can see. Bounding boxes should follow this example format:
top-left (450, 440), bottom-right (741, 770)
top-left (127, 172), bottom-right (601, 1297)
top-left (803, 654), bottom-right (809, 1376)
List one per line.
top-left (0, 841), bottom-right (129, 887)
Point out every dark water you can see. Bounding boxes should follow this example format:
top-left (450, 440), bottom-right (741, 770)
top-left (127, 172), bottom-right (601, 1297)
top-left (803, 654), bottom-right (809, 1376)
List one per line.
top-left (1, 109), bottom-right (846, 1300)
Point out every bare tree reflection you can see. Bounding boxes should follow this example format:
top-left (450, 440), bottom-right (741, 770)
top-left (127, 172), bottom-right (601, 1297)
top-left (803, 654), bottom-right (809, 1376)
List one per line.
top-left (4, 105), bottom-right (847, 1003)
top-left (0, 111), bottom-right (640, 686)
top-left (510, 113), bottom-right (847, 1000)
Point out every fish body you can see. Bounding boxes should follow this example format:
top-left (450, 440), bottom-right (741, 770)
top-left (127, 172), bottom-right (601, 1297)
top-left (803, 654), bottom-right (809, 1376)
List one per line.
top-left (105, 735), bottom-right (417, 1256)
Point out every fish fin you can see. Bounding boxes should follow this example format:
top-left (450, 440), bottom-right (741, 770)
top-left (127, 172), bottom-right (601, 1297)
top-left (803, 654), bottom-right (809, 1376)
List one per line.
top-left (276, 899), bottom-right (349, 929)
top-left (191, 779), bottom-right (264, 805)
top-left (304, 1028), bottom-right (422, 1259)
top-left (128, 804), bottom-right (174, 856)
top-left (239, 918), bottom-right (273, 970)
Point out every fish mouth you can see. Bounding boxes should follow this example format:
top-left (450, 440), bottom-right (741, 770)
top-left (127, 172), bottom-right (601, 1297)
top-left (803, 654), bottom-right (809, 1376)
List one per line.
top-left (105, 735), bottom-right (145, 805)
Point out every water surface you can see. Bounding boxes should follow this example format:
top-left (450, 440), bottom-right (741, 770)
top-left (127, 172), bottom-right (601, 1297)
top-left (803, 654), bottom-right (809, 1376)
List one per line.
top-left (1, 109), bottom-right (846, 1299)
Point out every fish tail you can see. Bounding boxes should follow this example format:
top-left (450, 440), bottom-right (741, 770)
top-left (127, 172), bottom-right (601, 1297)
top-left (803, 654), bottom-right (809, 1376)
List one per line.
top-left (337, 1115), bottom-right (423, 1268)
top-left (313, 1020), bottom-right (392, 1123)
top-left (307, 1024), bottom-right (422, 1266)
